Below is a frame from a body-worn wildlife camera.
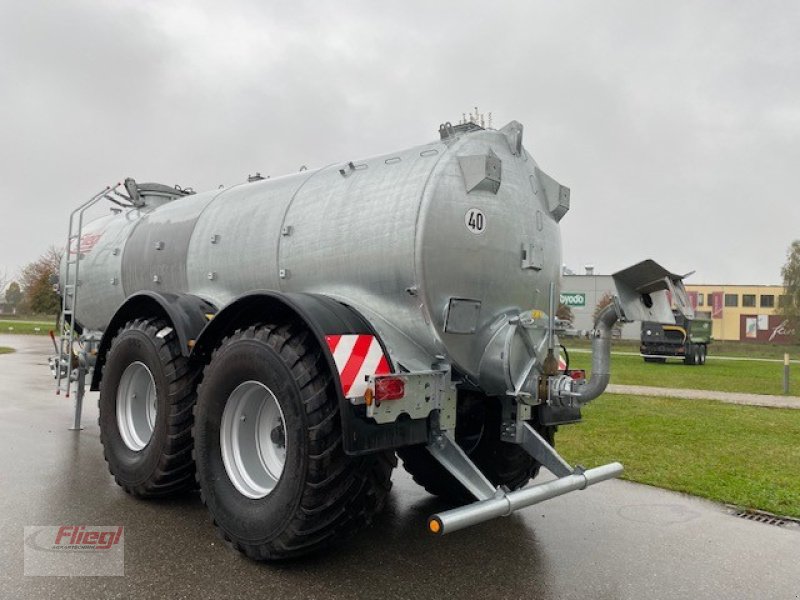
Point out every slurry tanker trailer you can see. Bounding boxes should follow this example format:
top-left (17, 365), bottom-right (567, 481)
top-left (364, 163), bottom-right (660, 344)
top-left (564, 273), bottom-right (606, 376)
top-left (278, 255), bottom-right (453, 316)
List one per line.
top-left (51, 120), bottom-right (692, 560)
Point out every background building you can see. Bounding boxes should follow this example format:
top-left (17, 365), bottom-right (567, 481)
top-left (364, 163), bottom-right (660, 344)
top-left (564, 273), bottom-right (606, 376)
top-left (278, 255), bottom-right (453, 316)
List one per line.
top-left (562, 271), bottom-right (793, 343)
top-left (685, 284), bottom-right (791, 342)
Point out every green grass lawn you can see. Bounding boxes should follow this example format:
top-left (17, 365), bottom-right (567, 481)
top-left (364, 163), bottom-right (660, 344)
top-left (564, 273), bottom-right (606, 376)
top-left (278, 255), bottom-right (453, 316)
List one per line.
top-left (568, 351), bottom-right (798, 396)
top-left (568, 337), bottom-right (800, 361)
top-left (709, 339), bottom-right (800, 360)
top-left (558, 394), bottom-right (800, 519)
top-left (0, 319), bottom-right (53, 335)
top-left (0, 347), bottom-right (14, 355)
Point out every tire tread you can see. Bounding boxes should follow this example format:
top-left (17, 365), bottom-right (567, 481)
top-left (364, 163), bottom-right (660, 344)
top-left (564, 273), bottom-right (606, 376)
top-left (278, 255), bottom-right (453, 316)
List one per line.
top-left (194, 323), bottom-right (396, 560)
top-left (99, 317), bottom-right (198, 498)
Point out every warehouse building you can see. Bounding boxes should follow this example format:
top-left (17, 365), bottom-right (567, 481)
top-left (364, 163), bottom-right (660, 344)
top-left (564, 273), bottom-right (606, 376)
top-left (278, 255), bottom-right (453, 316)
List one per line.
top-left (686, 284), bottom-right (791, 342)
top-left (561, 270), bottom-right (793, 343)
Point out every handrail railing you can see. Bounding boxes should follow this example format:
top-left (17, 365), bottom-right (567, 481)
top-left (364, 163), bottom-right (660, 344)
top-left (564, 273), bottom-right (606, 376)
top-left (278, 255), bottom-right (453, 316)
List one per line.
top-left (56, 184), bottom-right (118, 400)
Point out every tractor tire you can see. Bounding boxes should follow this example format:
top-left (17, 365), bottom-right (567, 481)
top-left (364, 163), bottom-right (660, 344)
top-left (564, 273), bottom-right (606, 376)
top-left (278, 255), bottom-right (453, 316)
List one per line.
top-left (397, 392), bottom-right (555, 504)
top-left (99, 318), bottom-right (198, 497)
top-left (192, 323), bottom-right (396, 561)
top-left (700, 345), bottom-right (707, 365)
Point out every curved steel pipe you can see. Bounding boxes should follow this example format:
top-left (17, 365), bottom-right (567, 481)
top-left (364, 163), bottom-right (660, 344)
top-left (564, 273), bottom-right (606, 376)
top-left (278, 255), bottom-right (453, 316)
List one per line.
top-left (572, 304), bottom-right (618, 405)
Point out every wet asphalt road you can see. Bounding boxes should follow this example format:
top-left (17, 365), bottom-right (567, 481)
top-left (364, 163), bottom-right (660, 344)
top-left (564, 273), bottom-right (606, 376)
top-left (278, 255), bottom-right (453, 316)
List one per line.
top-left (1, 334), bottom-right (798, 599)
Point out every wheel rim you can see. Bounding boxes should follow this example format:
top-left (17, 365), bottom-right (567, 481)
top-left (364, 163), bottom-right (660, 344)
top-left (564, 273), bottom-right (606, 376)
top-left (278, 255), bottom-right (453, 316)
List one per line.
top-left (220, 381), bottom-right (287, 499)
top-left (116, 361), bottom-right (157, 451)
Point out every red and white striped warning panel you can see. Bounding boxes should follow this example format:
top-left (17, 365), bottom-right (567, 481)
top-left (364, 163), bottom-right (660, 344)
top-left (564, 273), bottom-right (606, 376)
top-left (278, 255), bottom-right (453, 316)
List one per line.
top-left (325, 334), bottom-right (390, 398)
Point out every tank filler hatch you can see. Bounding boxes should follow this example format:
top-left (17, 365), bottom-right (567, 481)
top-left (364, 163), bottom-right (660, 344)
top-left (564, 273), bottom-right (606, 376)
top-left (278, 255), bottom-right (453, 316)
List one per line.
top-left (123, 178), bottom-right (194, 209)
top-left (439, 121), bottom-right (484, 141)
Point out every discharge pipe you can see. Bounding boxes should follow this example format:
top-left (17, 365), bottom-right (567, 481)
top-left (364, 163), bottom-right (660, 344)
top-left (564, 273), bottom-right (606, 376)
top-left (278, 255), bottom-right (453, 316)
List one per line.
top-left (566, 303), bottom-right (619, 405)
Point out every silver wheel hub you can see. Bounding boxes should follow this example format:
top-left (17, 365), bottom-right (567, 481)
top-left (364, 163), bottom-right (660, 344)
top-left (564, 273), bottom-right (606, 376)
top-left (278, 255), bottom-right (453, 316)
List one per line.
top-left (116, 361), bottom-right (157, 451)
top-left (220, 381), bottom-right (287, 499)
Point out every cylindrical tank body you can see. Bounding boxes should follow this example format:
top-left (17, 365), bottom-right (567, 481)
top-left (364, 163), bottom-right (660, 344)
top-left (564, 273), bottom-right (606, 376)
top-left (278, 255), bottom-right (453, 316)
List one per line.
top-left (66, 122), bottom-right (568, 393)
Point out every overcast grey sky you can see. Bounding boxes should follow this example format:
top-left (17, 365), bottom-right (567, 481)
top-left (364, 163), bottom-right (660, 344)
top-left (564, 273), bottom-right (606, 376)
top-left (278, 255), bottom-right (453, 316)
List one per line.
top-left (1, 0), bottom-right (798, 284)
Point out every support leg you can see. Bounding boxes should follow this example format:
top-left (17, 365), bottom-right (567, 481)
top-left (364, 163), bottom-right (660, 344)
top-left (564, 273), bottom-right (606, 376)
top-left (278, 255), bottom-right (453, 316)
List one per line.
top-left (426, 433), bottom-right (496, 501)
top-left (69, 357), bottom-right (86, 431)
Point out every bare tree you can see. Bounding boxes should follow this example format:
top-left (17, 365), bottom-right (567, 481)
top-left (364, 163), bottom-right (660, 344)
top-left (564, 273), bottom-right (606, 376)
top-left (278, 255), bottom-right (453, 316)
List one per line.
top-left (780, 240), bottom-right (800, 340)
top-left (5, 282), bottom-right (22, 314)
top-left (556, 302), bottom-right (574, 325)
top-left (594, 292), bottom-right (622, 337)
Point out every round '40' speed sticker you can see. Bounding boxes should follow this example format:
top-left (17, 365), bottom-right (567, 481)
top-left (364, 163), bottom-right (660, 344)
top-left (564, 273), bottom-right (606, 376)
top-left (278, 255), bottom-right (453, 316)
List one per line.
top-left (464, 208), bottom-right (486, 235)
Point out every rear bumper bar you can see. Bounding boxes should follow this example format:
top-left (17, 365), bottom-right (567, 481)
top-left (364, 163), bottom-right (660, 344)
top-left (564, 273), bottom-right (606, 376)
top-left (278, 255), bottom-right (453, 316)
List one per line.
top-left (428, 462), bottom-right (624, 535)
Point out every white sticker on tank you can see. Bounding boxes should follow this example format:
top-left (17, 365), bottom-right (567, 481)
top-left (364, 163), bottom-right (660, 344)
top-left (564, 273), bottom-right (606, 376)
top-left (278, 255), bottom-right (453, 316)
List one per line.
top-left (464, 208), bottom-right (486, 235)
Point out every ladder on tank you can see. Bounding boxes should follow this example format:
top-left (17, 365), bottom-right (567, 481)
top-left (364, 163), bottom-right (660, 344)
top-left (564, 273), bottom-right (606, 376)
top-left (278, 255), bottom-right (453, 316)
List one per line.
top-left (56, 185), bottom-right (117, 430)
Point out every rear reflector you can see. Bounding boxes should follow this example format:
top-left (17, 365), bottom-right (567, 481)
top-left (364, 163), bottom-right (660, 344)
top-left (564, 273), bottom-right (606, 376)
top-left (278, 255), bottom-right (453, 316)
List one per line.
top-left (567, 369), bottom-right (586, 381)
top-left (374, 377), bottom-right (405, 401)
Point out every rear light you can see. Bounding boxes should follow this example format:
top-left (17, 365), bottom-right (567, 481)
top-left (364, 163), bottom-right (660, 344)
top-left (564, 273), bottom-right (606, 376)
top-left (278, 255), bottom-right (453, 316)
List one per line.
top-left (374, 377), bottom-right (405, 401)
top-left (566, 369), bottom-right (586, 381)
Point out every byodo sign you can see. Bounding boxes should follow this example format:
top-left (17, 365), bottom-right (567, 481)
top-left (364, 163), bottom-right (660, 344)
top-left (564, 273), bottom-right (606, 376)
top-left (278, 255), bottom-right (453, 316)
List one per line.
top-left (560, 292), bottom-right (586, 307)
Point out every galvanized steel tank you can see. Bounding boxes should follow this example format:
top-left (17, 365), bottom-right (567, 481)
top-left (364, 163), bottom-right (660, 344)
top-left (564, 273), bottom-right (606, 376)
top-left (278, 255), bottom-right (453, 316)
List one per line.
top-left (67, 121), bottom-right (571, 394)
